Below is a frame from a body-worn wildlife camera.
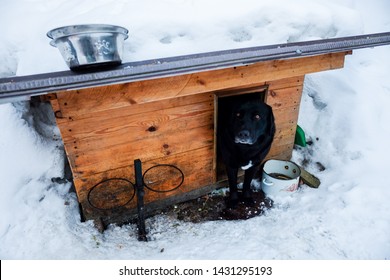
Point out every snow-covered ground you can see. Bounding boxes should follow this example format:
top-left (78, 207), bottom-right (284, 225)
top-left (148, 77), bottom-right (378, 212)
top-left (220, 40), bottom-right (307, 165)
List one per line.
top-left (1, 0), bottom-right (390, 259)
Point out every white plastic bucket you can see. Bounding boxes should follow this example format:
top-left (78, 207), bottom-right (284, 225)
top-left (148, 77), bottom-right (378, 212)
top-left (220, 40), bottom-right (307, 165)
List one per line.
top-left (261, 159), bottom-right (301, 196)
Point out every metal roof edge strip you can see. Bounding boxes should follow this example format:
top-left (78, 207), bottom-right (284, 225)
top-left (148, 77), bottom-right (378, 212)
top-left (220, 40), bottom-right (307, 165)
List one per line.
top-left (1, 31), bottom-right (390, 103)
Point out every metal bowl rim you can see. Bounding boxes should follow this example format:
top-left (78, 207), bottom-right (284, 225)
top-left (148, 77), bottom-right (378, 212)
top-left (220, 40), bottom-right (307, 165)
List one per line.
top-left (47, 24), bottom-right (129, 39)
top-left (262, 159), bottom-right (302, 177)
top-left (49, 32), bottom-right (129, 47)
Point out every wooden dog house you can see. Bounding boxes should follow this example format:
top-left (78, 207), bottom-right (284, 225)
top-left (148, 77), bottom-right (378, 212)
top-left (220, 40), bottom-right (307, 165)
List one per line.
top-left (1, 32), bottom-right (390, 228)
top-left (49, 52), bottom-right (346, 226)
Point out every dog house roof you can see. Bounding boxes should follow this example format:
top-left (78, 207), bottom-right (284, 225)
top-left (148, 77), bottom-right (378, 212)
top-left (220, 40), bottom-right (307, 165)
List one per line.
top-left (1, 31), bottom-right (390, 103)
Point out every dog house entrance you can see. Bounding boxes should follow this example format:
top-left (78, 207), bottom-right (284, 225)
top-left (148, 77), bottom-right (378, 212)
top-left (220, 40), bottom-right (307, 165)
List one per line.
top-left (214, 86), bottom-right (268, 181)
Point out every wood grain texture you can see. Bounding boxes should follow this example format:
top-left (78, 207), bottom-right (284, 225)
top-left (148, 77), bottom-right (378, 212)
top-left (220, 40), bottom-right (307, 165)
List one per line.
top-left (54, 52), bottom-right (346, 118)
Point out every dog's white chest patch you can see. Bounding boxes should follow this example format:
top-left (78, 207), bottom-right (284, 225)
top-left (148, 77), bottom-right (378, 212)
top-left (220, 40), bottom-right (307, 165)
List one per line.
top-left (241, 160), bottom-right (253, 170)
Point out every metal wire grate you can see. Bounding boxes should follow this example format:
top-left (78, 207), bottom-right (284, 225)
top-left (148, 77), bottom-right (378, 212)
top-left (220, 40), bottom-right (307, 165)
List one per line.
top-left (86, 163), bottom-right (184, 210)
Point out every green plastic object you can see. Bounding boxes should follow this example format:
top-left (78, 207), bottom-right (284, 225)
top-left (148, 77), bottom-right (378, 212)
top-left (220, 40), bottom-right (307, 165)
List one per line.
top-left (294, 125), bottom-right (306, 147)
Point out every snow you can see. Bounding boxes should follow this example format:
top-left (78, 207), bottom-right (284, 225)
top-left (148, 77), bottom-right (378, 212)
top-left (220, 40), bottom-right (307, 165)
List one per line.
top-left (1, 0), bottom-right (390, 259)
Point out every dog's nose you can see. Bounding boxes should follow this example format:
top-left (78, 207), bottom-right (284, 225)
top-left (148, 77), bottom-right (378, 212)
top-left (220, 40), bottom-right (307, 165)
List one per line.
top-left (238, 130), bottom-right (250, 139)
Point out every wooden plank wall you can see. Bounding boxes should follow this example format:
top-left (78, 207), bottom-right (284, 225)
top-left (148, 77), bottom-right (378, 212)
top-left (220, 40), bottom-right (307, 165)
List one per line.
top-left (266, 76), bottom-right (303, 161)
top-left (52, 92), bottom-right (215, 223)
top-left (49, 52), bottom-right (348, 224)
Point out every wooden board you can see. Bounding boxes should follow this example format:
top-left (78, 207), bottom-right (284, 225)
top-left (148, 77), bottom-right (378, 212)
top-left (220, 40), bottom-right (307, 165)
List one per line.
top-left (54, 52), bottom-right (347, 118)
top-left (63, 95), bottom-right (213, 171)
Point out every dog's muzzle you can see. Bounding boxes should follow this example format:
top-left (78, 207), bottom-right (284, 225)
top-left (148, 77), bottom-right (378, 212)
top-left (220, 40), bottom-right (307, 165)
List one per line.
top-left (235, 130), bottom-right (255, 145)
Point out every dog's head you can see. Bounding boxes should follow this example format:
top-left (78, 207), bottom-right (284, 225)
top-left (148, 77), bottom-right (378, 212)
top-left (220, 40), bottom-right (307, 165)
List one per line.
top-left (230, 100), bottom-right (274, 145)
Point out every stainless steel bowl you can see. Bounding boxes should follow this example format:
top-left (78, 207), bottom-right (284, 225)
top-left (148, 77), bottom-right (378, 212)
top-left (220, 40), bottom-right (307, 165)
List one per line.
top-left (47, 24), bottom-right (129, 71)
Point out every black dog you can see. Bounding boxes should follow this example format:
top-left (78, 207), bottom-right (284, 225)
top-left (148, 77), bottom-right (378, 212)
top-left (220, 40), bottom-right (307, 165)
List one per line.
top-left (218, 93), bottom-right (275, 208)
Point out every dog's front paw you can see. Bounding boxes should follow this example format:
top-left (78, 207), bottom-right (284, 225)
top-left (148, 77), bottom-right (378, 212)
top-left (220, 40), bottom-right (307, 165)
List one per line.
top-left (227, 192), bottom-right (239, 209)
top-left (242, 190), bottom-right (255, 206)
top-left (227, 198), bottom-right (239, 209)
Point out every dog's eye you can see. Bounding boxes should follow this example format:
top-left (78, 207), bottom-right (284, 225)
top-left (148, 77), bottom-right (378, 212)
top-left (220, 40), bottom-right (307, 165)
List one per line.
top-left (236, 112), bottom-right (241, 118)
top-left (254, 114), bottom-right (261, 120)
